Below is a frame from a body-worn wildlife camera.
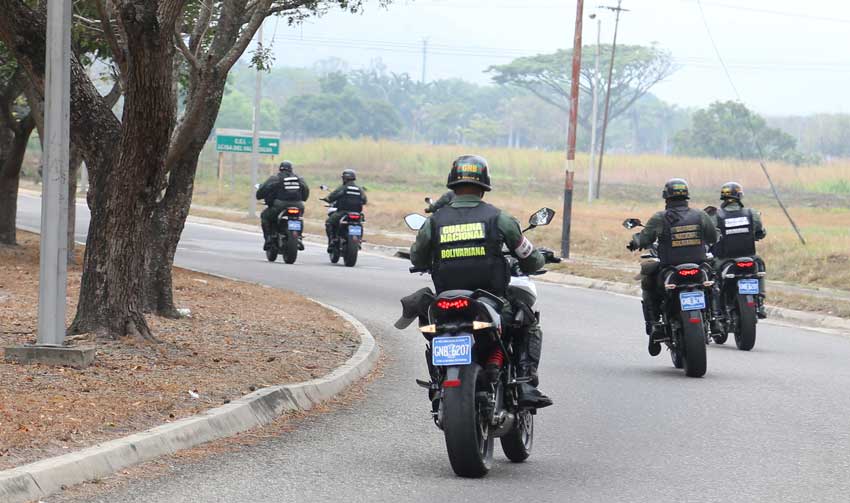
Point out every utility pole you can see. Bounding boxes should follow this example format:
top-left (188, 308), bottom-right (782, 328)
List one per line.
top-left (587, 15), bottom-right (601, 203)
top-left (595, 0), bottom-right (628, 200)
top-left (248, 23), bottom-right (263, 218)
top-left (421, 38), bottom-right (428, 84)
top-left (561, 0), bottom-right (584, 259)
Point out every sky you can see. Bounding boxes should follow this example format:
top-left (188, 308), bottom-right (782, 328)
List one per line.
top-left (256, 0), bottom-right (850, 116)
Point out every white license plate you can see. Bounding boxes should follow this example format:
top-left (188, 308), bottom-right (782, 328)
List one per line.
top-left (348, 225), bottom-right (362, 236)
top-left (432, 335), bottom-right (473, 366)
top-left (738, 279), bottom-right (759, 295)
top-left (287, 220), bottom-right (302, 231)
top-left (680, 291), bottom-right (706, 311)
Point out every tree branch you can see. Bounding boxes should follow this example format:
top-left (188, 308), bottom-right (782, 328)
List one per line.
top-left (174, 33), bottom-right (199, 70)
top-left (215, 0), bottom-right (273, 72)
top-left (188, 0), bottom-right (212, 53)
top-left (101, 75), bottom-right (122, 108)
top-left (94, 0), bottom-right (127, 77)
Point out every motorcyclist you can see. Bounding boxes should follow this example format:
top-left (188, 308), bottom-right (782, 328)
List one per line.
top-left (425, 190), bottom-right (455, 213)
top-left (323, 169), bottom-right (368, 253)
top-left (256, 161), bottom-right (310, 250)
top-left (409, 154), bottom-right (554, 409)
top-left (707, 182), bottom-right (768, 319)
top-left (627, 178), bottom-right (718, 356)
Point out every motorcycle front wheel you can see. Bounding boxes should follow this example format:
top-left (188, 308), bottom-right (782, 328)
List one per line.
top-left (329, 240), bottom-right (341, 264)
top-left (500, 409), bottom-right (533, 462)
top-left (442, 364), bottom-right (494, 478)
top-left (265, 247), bottom-right (278, 262)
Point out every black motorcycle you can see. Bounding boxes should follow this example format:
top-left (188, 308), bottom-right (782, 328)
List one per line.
top-left (326, 209), bottom-right (363, 267)
top-left (711, 257), bottom-right (761, 350)
top-left (624, 218), bottom-right (709, 377)
top-left (266, 206), bottom-right (303, 264)
top-left (397, 207), bottom-right (559, 478)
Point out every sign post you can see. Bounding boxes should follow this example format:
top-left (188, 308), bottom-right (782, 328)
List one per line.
top-left (214, 128), bottom-right (281, 216)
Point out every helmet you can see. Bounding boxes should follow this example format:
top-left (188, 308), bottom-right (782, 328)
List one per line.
top-left (279, 160), bottom-right (293, 172)
top-left (342, 169), bottom-right (357, 182)
top-left (447, 155), bottom-right (491, 192)
top-left (720, 181), bottom-right (743, 202)
top-left (662, 178), bottom-right (690, 200)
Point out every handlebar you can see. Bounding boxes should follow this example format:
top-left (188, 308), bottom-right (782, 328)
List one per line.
top-left (409, 267), bottom-right (430, 274)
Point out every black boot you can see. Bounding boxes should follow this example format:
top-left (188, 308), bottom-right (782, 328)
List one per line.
top-left (297, 236), bottom-right (305, 251)
top-left (261, 220), bottom-right (274, 250)
top-left (642, 298), bottom-right (662, 357)
top-left (757, 294), bottom-right (767, 319)
top-left (516, 324), bottom-right (553, 409)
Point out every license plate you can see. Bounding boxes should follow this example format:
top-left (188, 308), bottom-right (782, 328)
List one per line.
top-left (348, 225), bottom-right (362, 236)
top-left (680, 291), bottom-right (706, 311)
top-left (287, 220), bottom-right (302, 231)
top-left (738, 279), bottom-right (759, 295)
top-left (432, 335), bottom-right (473, 366)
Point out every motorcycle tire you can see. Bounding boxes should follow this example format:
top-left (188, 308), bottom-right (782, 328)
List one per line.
top-left (442, 364), bottom-right (494, 478)
top-left (671, 348), bottom-right (684, 369)
top-left (265, 247), bottom-right (278, 262)
top-left (283, 233), bottom-right (298, 264)
top-left (735, 295), bottom-right (757, 351)
top-left (343, 236), bottom-right (359, 267)
top-left (500, 409), bottom-right (533, 463)
top-left (680, 311), bottom-right (707, 378)
top-left (330, 241), bottom-right (341, 264)
top-left (712, 332), bottom-right (729, 345)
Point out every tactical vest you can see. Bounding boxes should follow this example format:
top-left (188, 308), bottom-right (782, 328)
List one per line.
top-left (336, 184), bottom-right (364, 212)
top-left (714, 206), bottom-right (756, 258)
top-left (429, 202), bottom-right (509, 295)
top-left (658, 205), bottom-right (707, 266)
top-left (277, 175), bottom-right (303, 201)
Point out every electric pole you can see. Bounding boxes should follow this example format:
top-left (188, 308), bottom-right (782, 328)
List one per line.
top-left (248, 23), bottom-right (263, 218)
top-left (587, 15), bottom-right (601, 203)
top-left (561, 0), bottom-right (584, 258)
top-left (421, 38), bottom-right (428, 84)
top-left (595, 0), bottom-right (628, 200)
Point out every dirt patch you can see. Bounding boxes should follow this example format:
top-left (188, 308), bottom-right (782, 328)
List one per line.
top-left (0, 232), bottom-right (359, 470)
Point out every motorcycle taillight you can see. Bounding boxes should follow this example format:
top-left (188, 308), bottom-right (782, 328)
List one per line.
top-left (286, 208), bottom-right (300, 215)
top-left (678, 268), bottom-right (699, 277)
top-left (435, 298), bottom-right (471, 311)
top-left (348, 213), bottom-right (361, 220)
top-left (736, 261), bottom-right (754, 269)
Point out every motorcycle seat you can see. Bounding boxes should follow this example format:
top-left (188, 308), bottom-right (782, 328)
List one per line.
top-left (436, 289), bottom-right (475, 300)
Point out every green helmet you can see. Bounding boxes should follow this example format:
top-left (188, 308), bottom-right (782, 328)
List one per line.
top-left (720, 181), bottom-right (743, 202)
top-left (447, 155), bottom-right (491, 192)
top-left (662, 178), bottom-right (690, 200)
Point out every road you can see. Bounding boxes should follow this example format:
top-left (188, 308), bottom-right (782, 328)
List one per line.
top-left (16, 194), bottom-right (850, 503)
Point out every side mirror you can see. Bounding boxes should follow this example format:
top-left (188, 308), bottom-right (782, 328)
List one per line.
top-left (528, 207), bottom-right (556, 228)
top-left (404, 213), bottom-right (428, 231)
top-left (622, 218), bottom-right (643, 229)
top-left (424, 196), bottom-right (433, 205)
top-left (319, 184), bottom-right (329, 191)
top-left (254, 183), bottom-right (261, 190)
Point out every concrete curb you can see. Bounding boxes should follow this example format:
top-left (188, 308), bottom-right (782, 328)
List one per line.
top-left (539, 271), bottom-right (850, 334)
top-left (0, 301), bottom-right (378, 503)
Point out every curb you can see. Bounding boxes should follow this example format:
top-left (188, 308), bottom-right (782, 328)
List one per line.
top-left (538, 271), bottom-right (850, 334)
top-left (0, 301), bottom-right (378, 503)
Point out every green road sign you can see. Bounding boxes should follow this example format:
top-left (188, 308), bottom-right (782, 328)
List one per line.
top-left (215, 129), bottom-right (280, 155)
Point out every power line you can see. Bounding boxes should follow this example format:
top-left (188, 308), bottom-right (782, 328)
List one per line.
top-left (694, 0), bottom-right (806, 245)
top-left (682, 0), bottom-right (850, 25)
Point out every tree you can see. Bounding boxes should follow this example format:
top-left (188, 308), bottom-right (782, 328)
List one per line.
top-left (0, 0), bottom-right (392, 340)
top-left (488, 44), bottom-right (675, 136)
top-left (673, 101), bottom-right (804, 163)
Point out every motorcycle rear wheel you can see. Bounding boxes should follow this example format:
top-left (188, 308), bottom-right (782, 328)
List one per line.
top-left (442, 364), bottom-right (494, 478)
top-left (680, 311), bottom-right (707, 377)
top-left (283, 233), bottom-right (298, 264)
top-left (343, 236), bottom-right (359, 267)
top-left (500, 409), bottom-right (533, 463)
top-left (735, 295), bottom-right (757, 351)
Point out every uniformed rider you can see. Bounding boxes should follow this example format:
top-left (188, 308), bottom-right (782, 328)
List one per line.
top-left (627, 178), bottom-right (718, 356)
top-left (256, 161), bottom-right (310, 250)
top-left (410, 155), bottom-right (554, 409)
top-left (323, 169), bottom-right (368, 253)
top-left (708, 182), bottom-right (767, 319)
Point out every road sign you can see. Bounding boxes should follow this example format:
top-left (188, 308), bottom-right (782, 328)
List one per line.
top-left (215, 128), bottom-right (280, 155)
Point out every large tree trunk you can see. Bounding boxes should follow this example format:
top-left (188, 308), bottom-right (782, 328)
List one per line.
top-left (0, 115), bottom-right (35, 245)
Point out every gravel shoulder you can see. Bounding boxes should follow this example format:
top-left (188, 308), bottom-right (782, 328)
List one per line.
top-left (0, 232), bottom-right (358, 470)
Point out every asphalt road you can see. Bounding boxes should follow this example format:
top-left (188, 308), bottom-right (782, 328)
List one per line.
top-left (16, 194), bottom-right (850, 503)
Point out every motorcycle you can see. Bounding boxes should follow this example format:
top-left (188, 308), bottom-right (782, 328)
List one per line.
top-left (265, 205), bottom-right (303, 264)
top-left (397, 207), bottom-right (560, 478)
top-left (623, 218), bottom-right (709, 377)
top-left (324, 204), bottom-right (363, 267)
top-left (711, 257), bottom-right (762, 350)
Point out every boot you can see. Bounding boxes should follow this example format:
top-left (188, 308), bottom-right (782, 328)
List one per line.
top-left (297, 236), bottom-right (305, 251)
top-left (757, 294), bottom-right (767, 319)
top-left (325, 223), bottom-right (335, 253)
top-left (516, 325), bottom-right (553, 409)
top-left (642, 298), bottom-right (662, 357)
top-left (709, 284), bottom-right (724, 335)
top-left (261, 220), bottom-right (274, 250)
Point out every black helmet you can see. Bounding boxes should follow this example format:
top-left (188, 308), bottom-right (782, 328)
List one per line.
top-left (720, 181), bottom-right (743, 202)
top-left (279, 160), bottom-right (293, 172)
top-left (447, 155), bottom-right (491, 192)
top-left (662, 178), bottom-right (690, 200)
top-left (342, 169), bottom-right (357, 182)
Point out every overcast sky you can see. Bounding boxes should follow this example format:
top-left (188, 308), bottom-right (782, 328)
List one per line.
top-left (258, 0), bottom-right (850, 116)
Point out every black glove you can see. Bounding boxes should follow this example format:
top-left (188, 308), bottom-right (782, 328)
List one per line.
top-left (627, 241), bottom-right (639, 251)
top-left (538, 247), bottom-right (561, 264)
